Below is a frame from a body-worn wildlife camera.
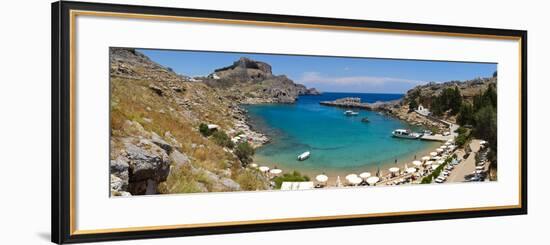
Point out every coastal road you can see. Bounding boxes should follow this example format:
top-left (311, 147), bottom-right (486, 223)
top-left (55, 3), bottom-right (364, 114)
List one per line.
top-left (447, 140), bottom-right (482, 182)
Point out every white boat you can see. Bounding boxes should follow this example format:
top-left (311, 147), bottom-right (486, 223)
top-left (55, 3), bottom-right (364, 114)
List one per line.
top-left (297, 151), bottom-right (311, 161)
top-left (392, 129), bottom-right (422, 139)
top-left (344, 110), bottom-right (359, 116)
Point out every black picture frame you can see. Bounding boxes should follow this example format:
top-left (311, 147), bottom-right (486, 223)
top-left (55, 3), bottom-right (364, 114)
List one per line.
top-left (52, 1), bottom-right (527, 244)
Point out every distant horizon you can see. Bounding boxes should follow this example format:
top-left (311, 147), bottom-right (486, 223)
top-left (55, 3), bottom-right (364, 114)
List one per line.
top-left (137, 48), bottom-right (497, 94)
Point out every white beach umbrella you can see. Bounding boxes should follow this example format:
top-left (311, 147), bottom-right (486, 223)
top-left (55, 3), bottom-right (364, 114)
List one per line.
top-left (444, 142), bottom-right (452, 146)
top-left (389, 167), bottom-right (400, 173)
top-left (430, 152), bottom-right (438, 157)
top-left (315, 174), bottom-right (328, 183)
top-left (249, 163), bottom-right (258, 168)
top-left (366, 176), bottom-right (380, 185)
top-left (348, 177), bottom-right (363, 185)
top-left (359, 172), bottom-right (372, 180)
top-left (421, 156), bottom-right (431, 161)
top-left (269, 168), bottom-right (282, 175)
top-left (406, 167), bottom-right (417, 174)
top-left (436, 148), bottom-right (444, 153)
top-left (258, 166), bottom-right (270, 172)
top-left (412, 160), bottom-right (422, 167)
top-left (447, 139), bottom-right (454, 143)
top-left (440, 145), bottom-right (448, 149)
top-left (433, 156), bottom-right (442, 160)
top-left (425, 161), bottom-right (434, 166)
top-left (437, 160), bottom-right (445, 164)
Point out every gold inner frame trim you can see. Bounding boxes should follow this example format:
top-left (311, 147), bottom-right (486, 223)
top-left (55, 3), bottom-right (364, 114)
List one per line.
top-left (68, 9), bottom-right (523, 235)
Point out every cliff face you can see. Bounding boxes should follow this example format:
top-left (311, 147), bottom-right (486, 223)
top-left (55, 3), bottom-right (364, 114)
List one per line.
top-left (109, 48), bottom-right (269, 196)
top-left (203, 57), bottom-right (319, 103)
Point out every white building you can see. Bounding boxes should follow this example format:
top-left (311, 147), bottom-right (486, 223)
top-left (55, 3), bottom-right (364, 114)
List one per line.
top-left (415, 105), bottom-right (431, 116)
top-left (208, 73), bottom-right (220, 80)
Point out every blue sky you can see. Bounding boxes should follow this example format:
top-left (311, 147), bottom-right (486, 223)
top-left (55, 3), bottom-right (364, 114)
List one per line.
top-left (138, 48), bottom-right (496, 94)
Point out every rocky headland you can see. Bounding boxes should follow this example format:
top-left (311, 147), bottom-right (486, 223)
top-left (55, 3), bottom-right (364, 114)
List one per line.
top-left (202, 57), bottom-right (320, 104)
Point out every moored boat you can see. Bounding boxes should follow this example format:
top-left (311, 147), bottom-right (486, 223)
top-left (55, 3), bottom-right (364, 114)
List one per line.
top-left (297, 151), bottom-right (311, 161)
top-left (392, 129), bottom-right (422, 139)
top-left (344, 110), bottom-right (359, 116)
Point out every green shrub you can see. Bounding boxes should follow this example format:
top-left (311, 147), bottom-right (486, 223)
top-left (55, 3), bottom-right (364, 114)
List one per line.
top-left (421, 157), bottom-right (452, 184)
top-left (273, 171), bottom-right (310, 189)
top-left (421, 175), bottom-right (433, 184)
top-left (199, 123), bottom-right (212, 137)
top-left (235, 142), bottom-right (255, 166)
top-left (455, 126), bottom-right (468, 135)
top-left (455, 130), bottom-right (471, 147)
top-left (211, 130), bottom-right (234, 149)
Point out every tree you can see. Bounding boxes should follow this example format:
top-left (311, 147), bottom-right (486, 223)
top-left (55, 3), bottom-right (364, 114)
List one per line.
top-left (235, 142), bottom-right (255, 166)
top-left (449, 86), bottom-right (463, 114)
top-left (408, 99), bottom-right (418, 113)
top-left (429, 86), bottom-right (462, 116)
top-left (483, 84), bottom-right (497, 109)
top-left (457, 103), bottom-right (474, 126)
top-left (473, 105), bottom-right (497, 151)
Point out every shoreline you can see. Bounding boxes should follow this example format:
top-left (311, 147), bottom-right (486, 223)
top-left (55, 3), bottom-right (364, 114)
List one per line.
top-left (253, 140), bottom-right (440, 184)
top-left (241, 96), bottom-right (448, 183)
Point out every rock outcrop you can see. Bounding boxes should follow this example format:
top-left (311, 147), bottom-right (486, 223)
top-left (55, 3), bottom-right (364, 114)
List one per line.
top-left (204, 57), bottom-right (320, 103)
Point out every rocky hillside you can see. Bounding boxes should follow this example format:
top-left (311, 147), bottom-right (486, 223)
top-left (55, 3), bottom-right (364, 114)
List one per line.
top-left (109, 48), bottom-right (269, 196)
top-left (203, 57), bottom-right (320, 103)
top-left (403, 76), bottom-right (497, 107)
top-left (372, 76), bottom-right (497, 132)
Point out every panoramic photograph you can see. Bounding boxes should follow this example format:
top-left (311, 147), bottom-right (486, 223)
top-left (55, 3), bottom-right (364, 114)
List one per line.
top-left (109, 47), bottom-right (497, 197)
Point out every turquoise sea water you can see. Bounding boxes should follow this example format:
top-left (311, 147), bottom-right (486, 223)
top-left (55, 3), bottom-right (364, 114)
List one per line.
top-left (245, 93), bottom-right (438, 174)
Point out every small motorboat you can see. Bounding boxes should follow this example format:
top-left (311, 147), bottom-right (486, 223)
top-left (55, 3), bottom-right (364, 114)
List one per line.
top-left (361, 117), bottom-right (370, 123)
top-left (297, 151), bottom-right (311, 161)
top-left (344, 110), bottom-right (359, 116)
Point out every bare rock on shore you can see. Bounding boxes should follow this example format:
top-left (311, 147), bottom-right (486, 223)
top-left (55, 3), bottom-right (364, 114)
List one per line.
top-left (320, 97), bottom-right (372, 109)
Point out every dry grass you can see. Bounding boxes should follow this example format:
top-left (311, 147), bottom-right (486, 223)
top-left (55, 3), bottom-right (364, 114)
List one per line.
top-left (110, 76), bottom-right (247, 193)
top-left (235, 169), bottom-right (268, 191)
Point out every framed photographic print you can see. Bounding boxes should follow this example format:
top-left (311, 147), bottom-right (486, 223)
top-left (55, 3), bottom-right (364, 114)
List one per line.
top-left (52, 1), bottom-right (527, 244)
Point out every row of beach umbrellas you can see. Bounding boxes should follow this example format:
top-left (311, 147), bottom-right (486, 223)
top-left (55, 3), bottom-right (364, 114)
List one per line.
top-left (250, 138), bottom-right (457, 186)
